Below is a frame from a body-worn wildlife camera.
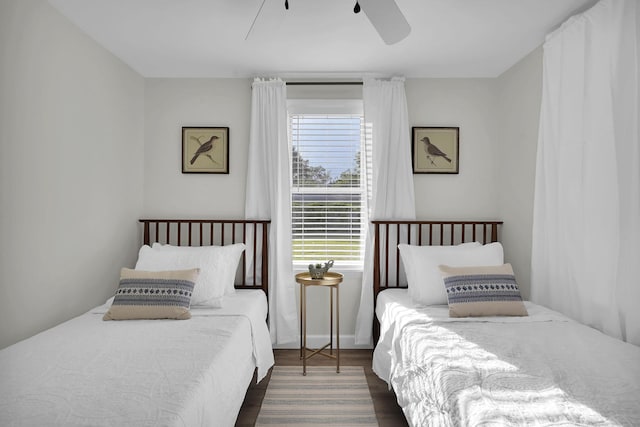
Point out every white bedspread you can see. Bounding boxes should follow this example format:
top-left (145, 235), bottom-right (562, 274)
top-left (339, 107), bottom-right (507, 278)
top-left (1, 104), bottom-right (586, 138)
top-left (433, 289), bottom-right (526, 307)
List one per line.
top-left (0, 290), bottom-right (274, 427)
top-left (375, 289), bottom-right (640, 427)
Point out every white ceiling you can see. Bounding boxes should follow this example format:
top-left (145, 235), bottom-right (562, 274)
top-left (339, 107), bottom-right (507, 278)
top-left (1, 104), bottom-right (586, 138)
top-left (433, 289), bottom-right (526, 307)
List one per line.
top-left (47, 0), bottom-right (597, 79)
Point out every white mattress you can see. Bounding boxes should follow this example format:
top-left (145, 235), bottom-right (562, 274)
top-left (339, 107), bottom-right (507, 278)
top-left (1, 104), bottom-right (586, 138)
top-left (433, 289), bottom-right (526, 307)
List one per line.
top-left (0, 290), bottom-right (274, 427)
top-left (374, 289), bottom-right (640, 426)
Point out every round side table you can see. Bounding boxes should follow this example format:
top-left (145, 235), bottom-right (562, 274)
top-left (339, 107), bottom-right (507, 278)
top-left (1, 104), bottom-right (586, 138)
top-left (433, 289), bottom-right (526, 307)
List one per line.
top-left (295, 271), bottom-right (343, 375)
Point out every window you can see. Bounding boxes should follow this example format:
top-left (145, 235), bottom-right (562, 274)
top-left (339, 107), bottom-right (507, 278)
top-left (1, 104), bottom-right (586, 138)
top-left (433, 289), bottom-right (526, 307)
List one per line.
top-left (288, 100), bottom-right (369, 268)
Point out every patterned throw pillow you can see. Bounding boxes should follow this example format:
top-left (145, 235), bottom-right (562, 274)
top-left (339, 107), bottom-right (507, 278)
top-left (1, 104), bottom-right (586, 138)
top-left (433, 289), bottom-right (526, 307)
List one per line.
top-left (103, 268), bottom-right (199, 321)
top-left (439, 263), bottom-right (528, 317)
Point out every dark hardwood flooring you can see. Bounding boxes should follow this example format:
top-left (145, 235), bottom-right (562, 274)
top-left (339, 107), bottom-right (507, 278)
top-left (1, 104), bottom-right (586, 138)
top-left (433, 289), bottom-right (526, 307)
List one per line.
top-left (235, 349), bottom-right (408, 426)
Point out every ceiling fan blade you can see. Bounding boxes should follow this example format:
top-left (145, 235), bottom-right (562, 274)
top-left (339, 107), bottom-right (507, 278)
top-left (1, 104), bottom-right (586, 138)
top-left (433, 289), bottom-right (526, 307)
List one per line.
top-left (358, 0), bottom-right (411, 45)
top-left (245, 0), bottom-right (267, 40)
top-left (245, 0), bottom-right (287, 41)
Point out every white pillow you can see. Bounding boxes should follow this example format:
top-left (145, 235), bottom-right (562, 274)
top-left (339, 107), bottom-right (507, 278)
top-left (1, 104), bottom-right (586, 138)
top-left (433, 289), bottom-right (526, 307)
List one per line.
top-left (398, 242), bottom-right (503, 306)
top-left (151, 243), bottom-right (244, 296)
top-left (135, 243), bottom-right (245, 307)
top-left (398, 241), bottom-right (480, 303)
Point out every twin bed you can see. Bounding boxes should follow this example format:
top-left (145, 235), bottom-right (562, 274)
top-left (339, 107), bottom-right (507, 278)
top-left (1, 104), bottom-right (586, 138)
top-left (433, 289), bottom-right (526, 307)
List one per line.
top-left (371, 220), bottom-right (640, 426)
top-left (0, 219), bottom-right (273, 427)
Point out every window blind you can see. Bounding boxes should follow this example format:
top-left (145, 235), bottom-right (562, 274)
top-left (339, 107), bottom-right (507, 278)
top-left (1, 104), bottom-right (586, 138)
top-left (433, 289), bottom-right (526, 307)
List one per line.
top-left (290, 113), bottom-right (366, 265)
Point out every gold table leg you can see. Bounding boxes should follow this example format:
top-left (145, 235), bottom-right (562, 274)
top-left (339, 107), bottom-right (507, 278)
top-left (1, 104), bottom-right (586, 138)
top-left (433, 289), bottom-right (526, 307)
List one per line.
top-left (336, 285), bottom-right (340, 373)
top-left (299, 282), bottom-right (303, 360)
top-left (330, 285), bottom-right (333, 355)
top-left (302, 283), bottom-right (307, 376)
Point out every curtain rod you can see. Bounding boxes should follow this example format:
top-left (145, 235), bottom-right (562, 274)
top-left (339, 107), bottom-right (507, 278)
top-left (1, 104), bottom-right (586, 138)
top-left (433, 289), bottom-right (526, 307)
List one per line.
top-left (285, 81), bottom-right (363, 86)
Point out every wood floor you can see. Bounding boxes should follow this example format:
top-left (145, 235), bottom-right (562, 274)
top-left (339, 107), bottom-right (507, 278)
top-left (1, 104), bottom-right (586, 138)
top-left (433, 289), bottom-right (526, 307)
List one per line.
top-left (235, 349), bottom-right (408, 426)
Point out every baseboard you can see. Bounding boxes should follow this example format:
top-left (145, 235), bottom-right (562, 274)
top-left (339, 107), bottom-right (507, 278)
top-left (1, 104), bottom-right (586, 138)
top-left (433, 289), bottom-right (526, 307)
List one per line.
top-left (274, 334), bottom-right (373, 350)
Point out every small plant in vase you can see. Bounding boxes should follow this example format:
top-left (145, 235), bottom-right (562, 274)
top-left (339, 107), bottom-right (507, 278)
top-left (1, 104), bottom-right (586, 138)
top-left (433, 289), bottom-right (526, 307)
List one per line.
top-left (308, 260), bottom-right (334, 279)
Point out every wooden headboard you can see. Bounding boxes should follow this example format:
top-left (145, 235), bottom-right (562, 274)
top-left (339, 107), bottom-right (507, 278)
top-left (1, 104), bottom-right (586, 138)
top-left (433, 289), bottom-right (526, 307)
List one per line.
top-left (139, 219), bottom-right (270, 295)
top-left (372, 220), bottom-right (503, 339)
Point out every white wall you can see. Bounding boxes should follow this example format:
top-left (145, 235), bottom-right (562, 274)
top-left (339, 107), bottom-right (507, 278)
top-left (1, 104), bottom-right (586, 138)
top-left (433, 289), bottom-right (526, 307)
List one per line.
top-left (495, 47), bottom-right (543, 299)
top-left (406, 78), bottom-right (500, 219)
top-left (0, 0), bottom-right (145, 349)
top-left (143, 78), bottom-right (251, 217)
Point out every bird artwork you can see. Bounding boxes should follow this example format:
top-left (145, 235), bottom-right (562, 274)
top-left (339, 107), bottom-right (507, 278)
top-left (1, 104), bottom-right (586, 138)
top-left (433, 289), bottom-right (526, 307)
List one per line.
top-left (189, 135), bottom-right (219, 165)
top-left (421, 136), bottom-right (451, 166)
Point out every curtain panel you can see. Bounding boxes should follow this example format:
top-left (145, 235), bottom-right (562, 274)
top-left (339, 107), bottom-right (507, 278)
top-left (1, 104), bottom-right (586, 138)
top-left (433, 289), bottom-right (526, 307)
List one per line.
top-left (246, 78), bottom-right (298, 344)
top-left (531, 0), bottom-right (640, 345)
top-left (354, 77), bottom-right (416, 345)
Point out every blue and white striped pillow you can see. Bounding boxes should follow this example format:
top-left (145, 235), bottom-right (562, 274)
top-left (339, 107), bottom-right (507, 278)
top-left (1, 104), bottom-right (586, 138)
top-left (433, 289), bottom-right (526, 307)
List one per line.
top-left (103, 268), bottom-right (199, 320)
top-left (439, 263), bottom-right (528, 318)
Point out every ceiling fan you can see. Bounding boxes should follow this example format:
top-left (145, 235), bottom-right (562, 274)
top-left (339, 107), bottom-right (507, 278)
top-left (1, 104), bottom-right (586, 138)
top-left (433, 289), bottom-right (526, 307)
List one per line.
top-left (246, 0), bottom-right (411, 45)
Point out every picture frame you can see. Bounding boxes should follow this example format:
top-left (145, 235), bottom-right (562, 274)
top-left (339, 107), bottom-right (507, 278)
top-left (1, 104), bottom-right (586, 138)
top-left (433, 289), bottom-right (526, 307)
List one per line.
top-left (182, 126), bottom-right (229, 174)
top-left (412, 127), bottom-right (459, 174)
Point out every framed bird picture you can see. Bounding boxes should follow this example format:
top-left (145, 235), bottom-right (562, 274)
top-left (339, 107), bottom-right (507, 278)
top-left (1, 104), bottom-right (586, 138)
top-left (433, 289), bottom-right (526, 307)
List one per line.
top-left (411, 127), bottom-right (459, 174)
top-left (182, 126), bottom-right (229, 174)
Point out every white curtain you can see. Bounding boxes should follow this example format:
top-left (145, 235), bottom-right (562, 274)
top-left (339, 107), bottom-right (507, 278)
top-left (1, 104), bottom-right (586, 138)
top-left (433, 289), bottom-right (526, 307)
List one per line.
top-left (354, 77), bottom-right (416, 345)
top-left (531, 0), bottom-right (640, 345)
top-left (246, 78), bottom-right (298, 344)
